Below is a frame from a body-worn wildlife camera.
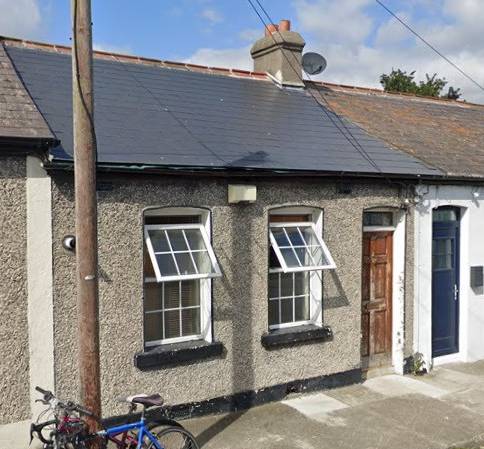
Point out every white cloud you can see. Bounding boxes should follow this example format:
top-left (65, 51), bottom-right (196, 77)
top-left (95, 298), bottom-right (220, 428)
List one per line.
top-left (294, 0), bottom-right (373, 46)
top-left (185, 0), bottom-right (484, 103)
top-left (200, 8), bottom-right (223, 25)
top-left (239, 28), bottom-right (262, 43)
top-left (0, 0), bottom-right (42, 39)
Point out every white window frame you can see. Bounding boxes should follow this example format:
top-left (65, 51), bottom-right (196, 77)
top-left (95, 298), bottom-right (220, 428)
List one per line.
top-left (144, 223), bottom-right (222, 283)
top-left (268, 207), bottom-right (333, 330)
top-left (143, 207), bottom-right (216, 346)
top-left (269, 222), bottom-right (336, 273)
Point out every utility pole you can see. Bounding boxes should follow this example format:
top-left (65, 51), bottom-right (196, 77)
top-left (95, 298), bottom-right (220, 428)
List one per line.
top-left (71, 0), bottom-right (101, 442)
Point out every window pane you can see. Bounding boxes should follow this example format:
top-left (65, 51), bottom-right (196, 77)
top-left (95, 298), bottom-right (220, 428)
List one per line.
top-left (300, 226), bottom-right (315, 246)
top-left (175, 253), bottom-right (197, 275)
top-left (181, 308), bottom-right (201, 336)
top-left (286, 227), bottom-right (305, 246)
top-left (293, 247), bottom-right (308, 265)
top-left (192, 250), bottom-right (214, 274)
top-left (164, 282), bottom-right (180, 309)
top-left (280, 297), bottom-right (293, 323)
top-left (280, 248), bottom-right (301, 268)
top-left (181, 280), bottom-right (200, 307)
top-left (433, 208), bottom-right (457, 222)
top-left (144, 312), bottom-right (163, 342)
top-left (156, 254), bottom-right (178, 276)
top-left (272, 228), bottom-right (290, 247)
top-left (268, 300), bottom-right (279, 326)
top-left (269, 247), bottom-right (281, 269)
top-left (295, 296), bottom-right (310, 322)
top-left (433, 239), bottom-right (452, 255)
top-left (309, 245), bottom-right (330, 266)
top-left (280, 273), bottom-right (293, 297)
top-left (166, 229), bottom-right (188, 251)
top-left (184, 229), bottom-right (207, 251)
top-left (363, 212), bottom-right (394, 227)
top-left (144, 283), bottom-right (163, 311)
top-left (433, 255), bottom-right (452, 270)
top-left (294, 272), bottom-right (309, 296)
top-left (148, 230), bottom-right (170, 252)
top-left (144, 246), bottom-right (156, 278)
top-left (268, 274), bottom-right (279, 299)
top-left (164, 310), bottom-right (181, 339)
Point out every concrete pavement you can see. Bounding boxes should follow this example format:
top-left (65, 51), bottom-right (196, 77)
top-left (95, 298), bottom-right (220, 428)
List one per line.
top-left (182, 361), bottom-right (484, 449)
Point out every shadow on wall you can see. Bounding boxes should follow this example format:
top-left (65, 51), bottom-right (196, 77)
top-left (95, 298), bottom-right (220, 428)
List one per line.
top-left (196, 204), bottom-right (259, 446)
top-left (323, 270), bottom-right (349, 310)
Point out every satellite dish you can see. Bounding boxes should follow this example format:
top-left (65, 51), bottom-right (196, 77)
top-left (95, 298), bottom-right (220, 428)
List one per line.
top-left (302, 52), bottom-right (327, 75)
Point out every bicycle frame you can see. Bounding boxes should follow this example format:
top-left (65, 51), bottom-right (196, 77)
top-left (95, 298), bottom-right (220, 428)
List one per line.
top-left (98, 417), bottom-right (163, 449)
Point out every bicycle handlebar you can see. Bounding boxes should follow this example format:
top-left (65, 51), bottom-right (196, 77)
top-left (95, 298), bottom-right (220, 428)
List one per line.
top-left (35, 386), bottom-right (98, 419)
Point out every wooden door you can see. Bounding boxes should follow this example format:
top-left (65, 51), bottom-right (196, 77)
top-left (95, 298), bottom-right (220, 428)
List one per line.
top-left (361, 232), bottom-right (393, 364)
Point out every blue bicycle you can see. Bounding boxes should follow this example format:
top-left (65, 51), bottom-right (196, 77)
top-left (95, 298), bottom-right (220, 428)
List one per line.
top-left (31, 387), bottom-right (199, 449)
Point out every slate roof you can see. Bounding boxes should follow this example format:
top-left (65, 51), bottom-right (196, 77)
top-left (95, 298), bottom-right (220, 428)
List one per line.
top-left (311, 83), bottom-right (484, 179)
top-left (0, 43), bottom-right (54, 143)
top-left (2, 38), bottom-right (440, 177)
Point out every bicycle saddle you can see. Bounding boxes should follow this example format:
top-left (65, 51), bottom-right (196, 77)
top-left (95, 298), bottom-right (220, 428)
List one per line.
top-left (123, 393), bottom-right (164, 408)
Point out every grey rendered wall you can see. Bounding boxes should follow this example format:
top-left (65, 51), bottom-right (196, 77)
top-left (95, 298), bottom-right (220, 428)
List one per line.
top-left (0, 157), bottom-right (29, 424)
top-left (51, 174), bottom-right (414, 415)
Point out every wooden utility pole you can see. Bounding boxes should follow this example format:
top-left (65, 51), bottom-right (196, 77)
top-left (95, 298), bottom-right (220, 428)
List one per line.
top-left (71, 0), bottom-right (101, 440)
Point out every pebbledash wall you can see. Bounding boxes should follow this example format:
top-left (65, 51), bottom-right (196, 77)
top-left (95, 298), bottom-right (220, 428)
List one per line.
top-left (0, 157), bottom-right (30, 424)
top-left (50, 170), bottom-right (415, 416)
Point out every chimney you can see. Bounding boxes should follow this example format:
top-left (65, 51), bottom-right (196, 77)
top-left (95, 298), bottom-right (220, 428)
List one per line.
top-left (250, 19), bottom-right (305, 87)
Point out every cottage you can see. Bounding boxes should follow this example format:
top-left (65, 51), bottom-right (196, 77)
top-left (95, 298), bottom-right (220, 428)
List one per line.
top-left (2, 21), bottom-right (481, 445)
top-left (320, 85), bottom-right (484, 367)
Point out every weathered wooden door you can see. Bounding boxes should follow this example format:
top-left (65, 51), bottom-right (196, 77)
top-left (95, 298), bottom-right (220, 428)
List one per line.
top-left (361, 232), bottom-right (393, 366)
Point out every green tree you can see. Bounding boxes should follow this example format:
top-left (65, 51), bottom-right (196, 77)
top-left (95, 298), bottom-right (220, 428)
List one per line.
top-left (380, 69), bottom-right (461, 99)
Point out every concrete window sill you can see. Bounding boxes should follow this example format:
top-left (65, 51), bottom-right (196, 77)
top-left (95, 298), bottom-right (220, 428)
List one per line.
top-left (261, 324), bottom-right (333, 349)
top-left (134, 340), bottom-right (224, 370)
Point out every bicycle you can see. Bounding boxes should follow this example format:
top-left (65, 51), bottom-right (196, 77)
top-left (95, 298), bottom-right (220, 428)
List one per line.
top-left (30, 386), bottom-right (199, 449)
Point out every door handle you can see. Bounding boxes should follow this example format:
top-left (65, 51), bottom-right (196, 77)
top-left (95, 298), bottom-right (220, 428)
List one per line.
top-left (454, 284), bottom-right (459, 301)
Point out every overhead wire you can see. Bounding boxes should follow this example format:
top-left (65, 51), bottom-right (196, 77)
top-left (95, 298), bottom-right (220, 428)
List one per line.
top-left (376, 0), bottom-right (484, 93)
top-left (247, 0), bottom-right (386, 177)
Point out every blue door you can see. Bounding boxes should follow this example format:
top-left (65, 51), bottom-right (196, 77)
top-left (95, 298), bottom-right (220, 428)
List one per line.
top-left (432, 207), bottom-right (460, 358)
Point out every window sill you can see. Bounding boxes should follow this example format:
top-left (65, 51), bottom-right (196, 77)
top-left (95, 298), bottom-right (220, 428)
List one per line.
top-left (134, 340), bottom-right (224, 370)
top-left (261, 324), bottom-right (333, 349)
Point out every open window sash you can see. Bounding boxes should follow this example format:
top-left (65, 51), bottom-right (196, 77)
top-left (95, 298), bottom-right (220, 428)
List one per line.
top-left (269, 222), bottom-right (336, 273)
top-left (145, 224), bottom-right (222, 283)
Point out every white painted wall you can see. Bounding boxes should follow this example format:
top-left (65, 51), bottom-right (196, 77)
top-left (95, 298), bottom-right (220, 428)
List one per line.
top-left (26, 156), bottom-right (55, 417)
top-left (414, 184), bottom-right (484, 367)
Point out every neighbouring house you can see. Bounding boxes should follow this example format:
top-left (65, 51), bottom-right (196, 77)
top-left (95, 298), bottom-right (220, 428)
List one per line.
top-left (318, 85), bottom-right (484, 368)
top-left (1, 19), bottom-right (482, 447)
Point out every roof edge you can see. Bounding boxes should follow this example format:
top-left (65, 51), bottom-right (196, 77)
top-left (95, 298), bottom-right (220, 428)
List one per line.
top-left (42, 158), bottom-right (452, 181)
top-left (308, 80), bottom-right (484, 109)
top-left (0, 35), bottom-right (269, 82)
top-left (3, 35), bottom-right (483, 107)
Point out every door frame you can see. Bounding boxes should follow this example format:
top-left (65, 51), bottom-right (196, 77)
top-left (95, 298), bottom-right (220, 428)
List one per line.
top-left (362, 208), bottom-right (406, 374)
top-left (414, 197), bottom-right (469, 368)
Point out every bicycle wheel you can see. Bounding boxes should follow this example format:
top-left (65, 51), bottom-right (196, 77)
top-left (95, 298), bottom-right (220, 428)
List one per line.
top-left (147, 426), bottom-right (199, 449)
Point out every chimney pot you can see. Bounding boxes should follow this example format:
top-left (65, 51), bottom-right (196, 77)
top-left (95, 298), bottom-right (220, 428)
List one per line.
top-left (279, 19), bottom-right (290, 31)
top-left (265, 24), bottom-right (278, 36)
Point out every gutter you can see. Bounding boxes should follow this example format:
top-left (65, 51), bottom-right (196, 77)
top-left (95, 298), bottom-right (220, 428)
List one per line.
top-left (41, 158), bottom-right (484, 185)
top-left (0, 136), bottom-right (59, 155)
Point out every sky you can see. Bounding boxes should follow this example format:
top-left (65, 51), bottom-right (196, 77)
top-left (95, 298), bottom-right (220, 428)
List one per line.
top-left (1, 0), bottom-right (483, 103)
